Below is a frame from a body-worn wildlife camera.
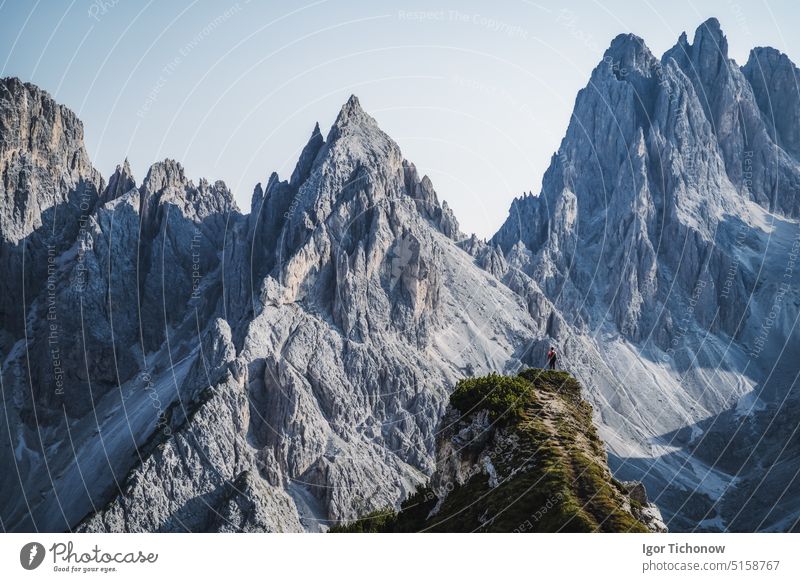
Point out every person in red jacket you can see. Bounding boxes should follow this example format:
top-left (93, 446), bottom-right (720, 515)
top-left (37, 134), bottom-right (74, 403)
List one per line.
top-left (546, 347), bottom-right (557, 370)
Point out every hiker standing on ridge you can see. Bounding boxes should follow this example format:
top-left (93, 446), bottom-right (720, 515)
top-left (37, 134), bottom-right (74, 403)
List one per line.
top-left (546, 347), bottom-right (558, 370)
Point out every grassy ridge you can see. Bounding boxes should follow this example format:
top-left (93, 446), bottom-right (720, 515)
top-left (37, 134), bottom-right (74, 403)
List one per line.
top-left (331, 369), bottom-right (651, 533)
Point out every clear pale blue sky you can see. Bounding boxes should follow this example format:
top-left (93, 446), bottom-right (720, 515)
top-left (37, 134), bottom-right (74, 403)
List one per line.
top-left (1, 0), bottom-right (798, 237)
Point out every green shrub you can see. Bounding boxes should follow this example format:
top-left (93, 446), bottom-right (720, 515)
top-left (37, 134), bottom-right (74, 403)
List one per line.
top-left (449, 373), bottom-right (532, 421)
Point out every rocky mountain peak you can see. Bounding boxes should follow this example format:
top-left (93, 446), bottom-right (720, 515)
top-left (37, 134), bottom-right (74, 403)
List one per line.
top-left (138, 158), bottom-right (236, 214)
top-left (664, 18), bottom-right (730, 81)
top-left (120, 157), bottom-right (133, 179)
top-left (5, 17), bottom-right (800, 535)
top-left (603, 33), bottom-right (655, 78)
top-left (141, 158), bottom-right (188, 194)
top-left (0, 75), bottom-right (101, 199)
top-left (102, 158), bottom-right (136, 203)
top-left (335, 94), bottom-right (367, 124)
top-left (692, 17), bottom-right (728, 58)
top-left (326, 94), bottom-right (381, 144)
top-left (290, 122), bottom-right (325, 187)
top-left (0, 76), bottom-right (103, 338)
top-left (0, 77), bottom-right (87, 151)
top-left (239, 95), bottom-right (461, 324)
top-left (747, 45), bottom-right (797, 70)
top-left (273, 95), bottom-right (415, 228)
top-left (487, 17), bottom-right (800, 532)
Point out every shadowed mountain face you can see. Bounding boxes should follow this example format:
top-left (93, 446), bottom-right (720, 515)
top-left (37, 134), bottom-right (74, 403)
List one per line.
top-left (0, 78), bottom-right (104, 346)
top-left (0, 18), bottom-right (798, 533)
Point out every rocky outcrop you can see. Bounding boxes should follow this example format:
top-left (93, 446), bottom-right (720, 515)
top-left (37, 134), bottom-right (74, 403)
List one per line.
top-left (332, 370), bottom-right (666, 532)
top-left (137, 160), bottom-right (238, 351)
top-left (76, 320), bottom-right (304, 533)
top-left (102, 159), bottom-right (136, 204)
top-left (664, 18), bottom-right (800, 218)
top-left (225, 95), bottom-right (547, 528)
top-left (16, 157), bottom-right (239, 419)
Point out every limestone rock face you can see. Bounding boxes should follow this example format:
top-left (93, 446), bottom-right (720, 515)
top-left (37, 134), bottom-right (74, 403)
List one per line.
top-left (16, 157), bottom-right (239, 420)
top-left (743, 46), bottom-right (800, 159)
top-left (77, 319), bottom-right (303, 533)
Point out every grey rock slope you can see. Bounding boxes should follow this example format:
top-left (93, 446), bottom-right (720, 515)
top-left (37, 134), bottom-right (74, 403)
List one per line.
top-left (490, 18), bottom-right (800, 531)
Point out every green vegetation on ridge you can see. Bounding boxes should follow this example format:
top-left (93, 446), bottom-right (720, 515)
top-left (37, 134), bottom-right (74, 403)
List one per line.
top-left (331, 369), bottom-right (653, 533)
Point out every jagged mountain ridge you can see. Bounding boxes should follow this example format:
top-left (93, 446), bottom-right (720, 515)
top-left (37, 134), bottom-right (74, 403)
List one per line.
top-left (0, 84), bottom-right (555, 532)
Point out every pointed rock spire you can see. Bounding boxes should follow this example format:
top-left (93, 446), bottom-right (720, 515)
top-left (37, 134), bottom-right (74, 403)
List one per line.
top-left (250, 182), bottom-right (265, 215)
top-left (326, 94), bottom-right (379, 142)
top-left (663, 18), bottom-right (729, 72)
top-left (102, 157), bottom-right (136, 203)
top-left (141, 158), bottom-right (188, 195)
top-left (336, 94), bottom-right (366, 123)
top-left (692, 17), bottom-right (728, 57)
top-left (290, 122), bottom-right (325, 187)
